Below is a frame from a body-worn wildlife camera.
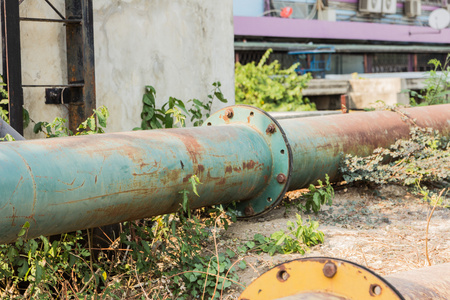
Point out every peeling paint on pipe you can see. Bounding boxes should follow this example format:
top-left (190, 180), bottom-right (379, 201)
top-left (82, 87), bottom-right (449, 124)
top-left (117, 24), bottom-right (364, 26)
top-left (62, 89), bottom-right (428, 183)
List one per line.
top-left (0, 104), bottom-right (450, 243)
top-left (0, 126), bottom-right (272, 243)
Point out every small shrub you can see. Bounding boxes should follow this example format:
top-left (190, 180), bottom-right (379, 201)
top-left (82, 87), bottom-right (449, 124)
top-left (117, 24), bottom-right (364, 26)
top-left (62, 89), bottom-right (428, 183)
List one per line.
top-left (235, 48), bottom-right (315, 112)
top-left (33, 106), bottom-right (109, 137)
top-left (301, 174), bottom-right (334, 213)
top-left (248, 214), bottom-right (324, 256)
top-left (135, 81), bottom-right (228, 130)
top-left (340, 126), bottom-right (450, 188)
top-left (409, 54), bottom-right (450, 106)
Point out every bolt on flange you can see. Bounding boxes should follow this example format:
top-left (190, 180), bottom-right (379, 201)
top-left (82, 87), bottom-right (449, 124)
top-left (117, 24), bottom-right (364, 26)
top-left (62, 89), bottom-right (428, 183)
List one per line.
top-left (323, 262), bottom-right (337, 278)
top-left (276, 173), bottom-right (287, 184)
top-left (266, 123), bottom-right (276, 135)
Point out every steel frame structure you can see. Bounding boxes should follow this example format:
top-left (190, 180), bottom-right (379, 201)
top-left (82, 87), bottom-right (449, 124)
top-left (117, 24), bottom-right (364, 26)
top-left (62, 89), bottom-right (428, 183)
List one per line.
top-left (1, 0), bottom-right (96, 134)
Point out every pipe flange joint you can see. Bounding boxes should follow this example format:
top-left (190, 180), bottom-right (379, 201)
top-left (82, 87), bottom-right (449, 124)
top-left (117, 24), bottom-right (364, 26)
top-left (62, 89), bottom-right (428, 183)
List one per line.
top-left (204, 105), bottom-right (292, 218)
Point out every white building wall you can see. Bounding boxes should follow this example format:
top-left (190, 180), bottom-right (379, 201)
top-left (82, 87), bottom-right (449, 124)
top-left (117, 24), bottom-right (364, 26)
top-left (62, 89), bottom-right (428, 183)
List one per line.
top-left (18, 0), bottom-right (234, 137)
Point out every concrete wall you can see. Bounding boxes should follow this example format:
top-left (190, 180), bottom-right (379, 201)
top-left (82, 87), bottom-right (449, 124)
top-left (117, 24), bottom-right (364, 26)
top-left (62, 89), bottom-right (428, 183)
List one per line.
top-left (18, 0), bottom-right (234, 137)
top-left (348, 78), bottom-right (409, 109)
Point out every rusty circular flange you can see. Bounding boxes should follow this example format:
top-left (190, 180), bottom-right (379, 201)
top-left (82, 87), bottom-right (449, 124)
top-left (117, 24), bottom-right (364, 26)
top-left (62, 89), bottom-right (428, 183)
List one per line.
top-left (239, 257), bottom-right (405, 299)
top-left (204, 105), bottom-right (293, 218)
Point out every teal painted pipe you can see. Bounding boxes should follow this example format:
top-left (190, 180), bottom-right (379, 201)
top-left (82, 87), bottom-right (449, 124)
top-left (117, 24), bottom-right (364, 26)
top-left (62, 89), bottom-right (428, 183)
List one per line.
top-left (1, 104), bottom-right (450, 243)
top-left (0, 125), bottom-right (273, 243)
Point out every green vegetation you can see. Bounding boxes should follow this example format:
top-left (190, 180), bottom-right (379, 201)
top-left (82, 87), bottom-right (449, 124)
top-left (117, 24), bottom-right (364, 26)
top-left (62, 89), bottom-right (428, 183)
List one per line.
top-left (341, 126), bottom-right (450, 189)
top-left (250, 214), bottom-right (324, 256)
top-left (0, 76), bottom-right (9, 123)
top-left (0, 75), bottom-right (30, 129)
top-left (33, 106), bottom-right (109, 138)
top-left (0, 176), bottom-right (244, 299)
top-left (235, 48), bottom-right (315, 112)
top-left (409, 54), bottom-right (450, 106)
top-left (135, 82), bottom-right (227, 130)
top-left (302, 175), bottom-right (334, 213)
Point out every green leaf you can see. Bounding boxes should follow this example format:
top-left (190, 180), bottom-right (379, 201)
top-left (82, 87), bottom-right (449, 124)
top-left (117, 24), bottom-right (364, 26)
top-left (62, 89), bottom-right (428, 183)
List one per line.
top-left (214, 92), bottom-right (227, 103)
top-left (87, 117), bottom-right (96, 130)
top-left (141, 240), bottom-right (151, 254)
top-left (35, 264), bottom-right (43, 284)
top-left (238, 260), bottom-right (247, 270)
top-left (17, 260), bottom-right (29, 278)
top-left (192, 99), bottom-right (203, 107)
top-left (226, 248), bottom-right (236, 258)
top-left (246, 241), bottom-right (255, 249)
top-left (96, 110), bottom-right (107, 127)
top-left (188, 273), bottom-right (197, 282)
top-left (33, 122), bottom-right (44, 134)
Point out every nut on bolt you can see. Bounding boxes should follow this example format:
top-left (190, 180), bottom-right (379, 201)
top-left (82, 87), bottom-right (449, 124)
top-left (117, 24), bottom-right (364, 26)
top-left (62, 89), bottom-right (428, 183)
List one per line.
top-left (266, 123), bottom-right (276, 134)
top-left (244, 205), bottom-right (255, 216)
top-left (276, 173), bottom-right (287, 184)
top-left (323, 262), bottom-right (337, 278)
top-left (225, 110), bottom-right (234, 119)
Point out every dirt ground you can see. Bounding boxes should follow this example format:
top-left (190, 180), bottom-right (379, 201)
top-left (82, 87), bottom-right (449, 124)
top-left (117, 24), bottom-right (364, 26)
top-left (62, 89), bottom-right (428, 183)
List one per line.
top-left (218, 185), bottom-right (450, 298)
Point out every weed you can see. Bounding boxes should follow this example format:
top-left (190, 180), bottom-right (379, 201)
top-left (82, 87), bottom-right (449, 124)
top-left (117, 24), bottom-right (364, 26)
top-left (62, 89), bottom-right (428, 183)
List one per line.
top-left (425, 188), bottom-right (447, 266)
top-left (409, 54), bottom-right (450, 106)
top-left (135, 81), bottom-right (227, 130)
top-left (0, 134), bottom-right (14, 142)
top-left (33, 106), bottom-right (109, 137)
top-left (301, 174), bottom-right (334, 213)
top-left (239, 214), bottom-right (324, 256)
top-left (0, 75), bottom-right (9, 123)
top-left (0, 175), bottom-right (244, 299)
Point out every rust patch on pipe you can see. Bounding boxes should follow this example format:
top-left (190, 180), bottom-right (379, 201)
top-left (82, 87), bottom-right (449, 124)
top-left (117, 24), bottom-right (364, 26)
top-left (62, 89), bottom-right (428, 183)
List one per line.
top-left (54, 179), bottom-right (86, 192)
top-left (243, 160), bottom-right (256, 170)
top-left (182, 174), bottom-right (192, 183)
top-left (220, 108), bottom-right (234, 124)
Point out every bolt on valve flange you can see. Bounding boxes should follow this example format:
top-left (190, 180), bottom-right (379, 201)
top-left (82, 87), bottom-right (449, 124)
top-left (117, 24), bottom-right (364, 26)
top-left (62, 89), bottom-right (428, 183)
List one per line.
top-left (204, 105), bottom-right (293, 218)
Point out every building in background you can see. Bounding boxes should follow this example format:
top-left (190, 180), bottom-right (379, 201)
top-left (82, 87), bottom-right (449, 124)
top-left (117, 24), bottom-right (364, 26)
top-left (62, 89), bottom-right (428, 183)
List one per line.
top-left (234, 0), bottom-right (450, 76)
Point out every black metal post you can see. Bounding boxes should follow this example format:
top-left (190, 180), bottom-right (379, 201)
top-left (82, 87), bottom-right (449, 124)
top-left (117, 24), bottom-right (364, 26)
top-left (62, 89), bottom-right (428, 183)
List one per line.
top-left (1, 0), bottom-right (23, 135)
top-left (65, 0), bottom-right (96, 132)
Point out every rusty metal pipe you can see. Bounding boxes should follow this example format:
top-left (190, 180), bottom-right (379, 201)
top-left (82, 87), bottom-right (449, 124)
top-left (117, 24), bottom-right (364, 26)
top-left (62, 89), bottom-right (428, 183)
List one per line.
top-left (0, 104), bottom-right (450, 242)
top-left (385, 263), bottom-right (450, 300)
top-left (279, 104), bottom-right (450, 190)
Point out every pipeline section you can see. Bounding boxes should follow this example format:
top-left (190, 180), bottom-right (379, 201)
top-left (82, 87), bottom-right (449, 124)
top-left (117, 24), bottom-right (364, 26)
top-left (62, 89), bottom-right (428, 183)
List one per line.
top-left (0, 104), bottom-right (449, 243)
top-left (239, 257), bottom-right (450, 300)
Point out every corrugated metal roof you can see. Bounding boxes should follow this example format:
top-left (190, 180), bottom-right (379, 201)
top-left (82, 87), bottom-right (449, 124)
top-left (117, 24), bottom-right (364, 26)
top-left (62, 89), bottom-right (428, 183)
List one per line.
top-left (234, 41), bottom-right (450, 53)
